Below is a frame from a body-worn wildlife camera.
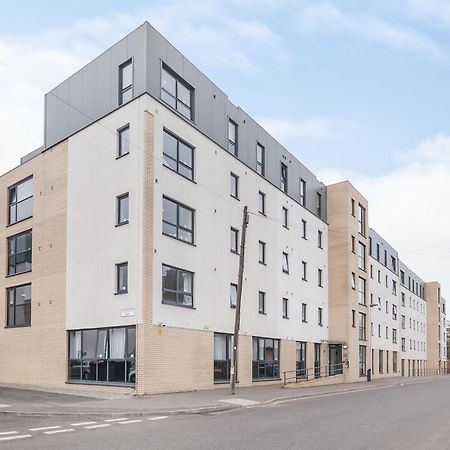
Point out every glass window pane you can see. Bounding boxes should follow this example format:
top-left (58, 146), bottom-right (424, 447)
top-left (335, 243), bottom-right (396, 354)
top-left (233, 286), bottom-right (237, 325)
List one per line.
top-left (180, 294), bottom-right (193, 306)
top-left (163, 131), bottom-right (178, 160)
top-left (161, 89), bottom-right (176, 108)
top-left (162, 290), bottom-right (177, 303)
top-left (163, 198), bottom-right (177, 225)
top-left (118, 264), bottom-right (128, 292)
top-left (119, 196), bottom-right (129, 223)
top-left (127, 328), bottom-right (136, 358)
top-left (162, 265), bottom-right (177, 291)
top-left (178, 164), bottom-right (193, 180)
top-left (15, 285), bottom-right (31, 305)
top-left (16, 197), bottom-right (33, 222)
top-left (177, 82), bottom-right (191, 107)
top-left (82, 330), bottom-right (98, 359)
top-left (163, 154), bottom-right (177, 171)
top-left (177, 102), bottom-right (191, 119)
top-left (69, 331), bottom-right (82, 359)
top-left (178, 270), bottom-right (192, 294)
top-left (17, 178), bottom-right (33, 201)
top-left (96, 329), bottom-right (107, 358)
top-left (228, 121), bottom-right (236, 143)
top-left (161, 68), bottom-right (176, 96)
top-left (178, 229), bottom-right (192, 243)
top-left (119, 127), bottom-right (130, 156)
top-left (110, 328), bottom-right (126, 359)
top-left (121, 62), bottom-right (132, 88)
top-left (9, 186), bottom-right (17, 204)
top-left (162, 222), bottom-right (177, 238)
top-left (178, 205), bottom-right (192, 231)
top-left (178, 142), bottom-right (192, 168)
top-left (121, 88), bottom-right (133, 103)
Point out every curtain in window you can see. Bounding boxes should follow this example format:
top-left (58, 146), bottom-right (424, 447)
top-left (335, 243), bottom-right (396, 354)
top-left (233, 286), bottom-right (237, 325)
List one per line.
top-left (69, 331), bottom-right (82, 359)
top-left (110, 328), bottom-right (126, 359)
top-left (214, 334), bottom-right (227, 360)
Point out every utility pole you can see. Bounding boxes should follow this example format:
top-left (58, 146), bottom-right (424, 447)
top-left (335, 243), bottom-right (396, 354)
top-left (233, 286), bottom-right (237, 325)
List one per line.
top-left (230, 205), bottom-right (249, 395)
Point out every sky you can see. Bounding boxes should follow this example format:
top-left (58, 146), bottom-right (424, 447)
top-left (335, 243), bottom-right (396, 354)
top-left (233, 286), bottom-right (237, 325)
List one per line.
top-left (0, 0), bottom-right (450, 296)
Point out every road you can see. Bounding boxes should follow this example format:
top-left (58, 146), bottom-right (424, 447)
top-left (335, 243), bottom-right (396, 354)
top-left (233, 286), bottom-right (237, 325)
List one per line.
top-left (0, 377), bottom-right (449, 449)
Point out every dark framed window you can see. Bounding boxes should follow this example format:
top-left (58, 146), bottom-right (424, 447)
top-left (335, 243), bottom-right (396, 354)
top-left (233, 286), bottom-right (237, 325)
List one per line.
top-left (162, 197), bottom-right (194, 244)
top-left (258, 191), bottom-right (266, 215)
top-left (230, 173), bottom-right (239, 199)
top-left (358, 277), bottom-right (366, 305)
top-left (256, 142), bottom-right (265, 175)
top-left (8, 177), bottom-right (33, 225)
top-left (358, 204), bottom-right (366, 236)
top-left (301, 219), bottom-right (307, 239)
top-left (359, 312), bottom-right (366, 340)
top-left (359, 345), bottom-right (367, 376)
top-left (68, 326), bottom-right (135, 384)
top-left (214, 333), bottom-right (233, 383)
top-left (228, 119), bottom-right (238, 156)
top-left (280, 163), bottom-right (288, 193)
top-left (117, 125), bottom-right (130, 158)
top-left (162, 264), bottom-right (193, 307)
top-left (282, 207), bottom-right (288, 229)
top-left (358, 242), bottom-right (366, 270)
top-left (117, 193), bottom-right (129, 226)
top-left (258, 240), bottom-right (266, 264)
top-left (230, 283), bottom-right (237, 308)
top-left (252, 337), bottom-right (280, 380)
top-left (296, 341), bottom-right (307, 378)
top-left (8, 230), bottom-right (32, 275)
top-left (300, 179), bottom-right (306, 206)
top-left (282, 298), bottom-right (289, 319)
top-left (318, 230), bottom-right (323, 248)
top-left (318, 307), bottom-right (323, 326)
top-left (161, 64), bottom-right (194, 120)
top-left (316, 192), bottom-right (322, 217)
top-left (282, 252), bottom-right (289, 274)
top-left (258, 291), bottom-right (266, 314)
top-left (116, 263), bottom-right (128, 294)
top-left (163, 130), bottom-right (194, 181)
top-left (302, 261), bottom-right (307, 281)
top-left (7, 284), bottom-right (31, 328)
top-left (318, 269), bottom-right (323, 287)
top-left (119, 59), bottom-right (133, 105)
top-left (230, 228), bottom-right (239, 253)
top-left (301, 303), bottom-right (307, 322)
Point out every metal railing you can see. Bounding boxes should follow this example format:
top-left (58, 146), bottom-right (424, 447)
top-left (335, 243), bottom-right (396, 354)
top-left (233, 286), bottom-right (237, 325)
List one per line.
top-left (407, 367), bottom-right (449, 377)
top-left (283, 363), bottom-right (344, 386)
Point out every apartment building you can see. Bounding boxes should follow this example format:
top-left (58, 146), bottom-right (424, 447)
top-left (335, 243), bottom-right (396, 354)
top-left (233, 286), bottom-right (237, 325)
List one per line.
top-left (0, 22), bottom-right (330, 394)
top-left (399, 262), bottom-right (427, 376)
top-left (368, 230), bottom-right (401, 379)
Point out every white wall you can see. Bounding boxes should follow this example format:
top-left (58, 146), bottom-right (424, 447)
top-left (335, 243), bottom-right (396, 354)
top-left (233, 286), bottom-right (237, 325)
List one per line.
top-left (147, 95), bottom-right (329, 344)
top-left (66, 99), bottom-right (145, 330)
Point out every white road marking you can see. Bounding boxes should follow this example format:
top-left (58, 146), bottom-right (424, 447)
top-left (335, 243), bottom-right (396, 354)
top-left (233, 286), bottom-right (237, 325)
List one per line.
top-left (44, 428), bottom-right (74, 435)
top-left (29, 426), bottom-right (61, 431)
top-left (85, 424), bottom-right (112, 429)
top-left (104, 418), bottom-right (128, 422)
top-left (148, 416), bottom-right (169, 421)
top-left (0, 431), bottom-right (18, 436)
top-left (0, 434), bottom-right (32, 442)
top-left (70, 421), bottom-right (97, 426)
top-left (219, 398), bottom-right (261, 406)
top-left (118, 420), bottom-right (143, 425)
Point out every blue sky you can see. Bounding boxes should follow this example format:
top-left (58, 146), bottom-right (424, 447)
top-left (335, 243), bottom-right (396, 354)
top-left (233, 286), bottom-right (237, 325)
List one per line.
top-left (1, 0), bottom-right (450, 292)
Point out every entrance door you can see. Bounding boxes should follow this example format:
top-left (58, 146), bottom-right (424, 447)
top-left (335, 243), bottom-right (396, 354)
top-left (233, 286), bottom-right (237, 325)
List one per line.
top-left (314, 343), bottom-right (321, 378)
top-left (328, 344), bottom-right (342, 375)
top-left (401, 359), bottom-right (405, 377)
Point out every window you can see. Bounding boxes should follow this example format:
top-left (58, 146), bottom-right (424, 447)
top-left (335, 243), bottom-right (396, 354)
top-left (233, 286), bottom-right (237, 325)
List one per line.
top-left (352, 310), bottom-right (356, 327)
top-left (162, 264), bottom-right (193, 307)
top-left (369, 237), bottom-right (372, 256)
top-left (301, 219), bottom-right (307, 239)
top-left (282, 252), bottom-right (289, 274)
top-left (230, 173), bottom-right (239, 199)
top-left (376, 243), bottom-right (380, 261)
top-left (377, 270), bottom-right (381, 283)
top-left (358, 278), bottom-right (366, 305)
top-left (359, 345), bottom-right (366, 376)
top-left (378, 324), bottom-right (381, 337)
top-left (359, 313), bottom-right (366, 340)
top-left (392, 328), bottom-right (397, 344)
top-left (401, 292), bottom-right (405, 307)
top-left (256, 142), bottom-right (265, 175)
top-left (316, 192), bottom-right (322, 217)
top-left (385, 326), bottom-right (389, 339)
top-left (392, 280), bottom-right (397, 295)
top-left (282, 207), bottom-right (288, 228)
top-left (318, 230), bottom-right (323, 249)
top-left (214, 333), bottom-right (233, 382)
top-left (318, 307), bottom-right (323, 326)
top-left (8, 230), bottom-right (32, 275)
top-left (300, 179), bottom-right (306, 206)
top-left (393, 351), bottom-right (398, 373)
top-left (400, 270), bottom-right (405, 285)
top-left (228, 119), bottom-right (238, 156)
top-left (318, 269), bottom-right (323, 287)
top-left (252, 337), bottom-right (280, 380)
top-left (351, 236), bottom-right (355, 253)
top-left (119, 59), bottom-right (133, 104)
top-left (117, 125), bottom-right (130, 158)
top-left (282, 298), bottom-right (289, 319)
top-left (392, 304), bottom-right (397, 320)
top-left (370, 265), bottom-right (373, 278)
top-left (401, 315), bottom-right (406, 329)
top-left (7, 284), bottom-right (31, 327)
top-left (230, 283), bottom-right (237, 308)
top-left (117, 194), bottom-right (129, 226)
top-left (378, 297), bottom-right (381, 310)
top-left (163, 130), bottom-right (194, 180)
top-left (358, 204), bottom-right (366, 236)
top-left (351, 272), bottom-right (356, 290)
top-left (301, 303), bottom-right (307, 322)
top-left (401, 338), bottom-right (406, 352)
top-left (258, 291), bottom-right (266, 314)
top-left (379, 350), bottom-right (384, 373)
top-left (280, 163), bottom-right (288, 193)
top-left (296, 342), bottom-right (307, 378)
top-left (230, 228), bottom-right (239, 253)
top-left (386, 300), bottom-right (389, 313)
top-left (358, 242), bottom-right (366, 270)
top-left (391, 256), bottom-right (397, 272)
top-left (258, 191), bottom-right (266, 215)
top-left (258, 241), bottom-right (266, 264)
top-left (68, 326), bottom-right (135, 384)
top-left (302, 261), bottom-right (307, 281)
top-left (351, 198), bottom-right (355, 216)
top-left (8, 177), bottom-right (33, 225)
top-left (162, 197), bottom-right (194, 244)
top-left (161, 64), bottom-right (193, 120)
top-left (116, 263), bottom-right (128, 294)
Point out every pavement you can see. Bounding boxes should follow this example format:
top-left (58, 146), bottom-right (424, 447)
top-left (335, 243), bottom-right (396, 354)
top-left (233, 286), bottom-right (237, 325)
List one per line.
top-left (0, 376), bottom-right (449, 449)
top-left (0, 375), bottom-right (443, 417)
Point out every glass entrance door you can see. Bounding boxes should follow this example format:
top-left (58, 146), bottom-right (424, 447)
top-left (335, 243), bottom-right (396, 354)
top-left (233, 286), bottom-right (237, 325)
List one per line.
top-left (328, 344), bottom-right (342, 375)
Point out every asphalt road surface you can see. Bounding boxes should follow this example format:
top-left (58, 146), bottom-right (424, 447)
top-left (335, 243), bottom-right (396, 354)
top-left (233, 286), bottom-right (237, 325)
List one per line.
top-left (1, 377), bottom-right (449, 450)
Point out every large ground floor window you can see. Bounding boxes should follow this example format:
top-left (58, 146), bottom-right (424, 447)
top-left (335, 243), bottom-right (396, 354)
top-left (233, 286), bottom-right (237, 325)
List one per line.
top-left (68, 326), bottom-right (135, 385)
top-left (252, 337), bottom-right (280, 380)
top-left (359, 345), bottom-right (367, 376)
top-left (296, 341), bottom-right (307, 379)
top-left (214, 333), bottom-right (233, 383)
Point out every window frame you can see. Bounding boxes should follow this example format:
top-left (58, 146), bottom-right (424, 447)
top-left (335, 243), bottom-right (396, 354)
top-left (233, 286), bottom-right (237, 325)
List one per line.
top-left (301, 303), bottom-right (307, 323)
top-left (282, 298), bottom-right (289, 319)
top-left (258, 240), bottom-right (266, 265)
top-left (118, 59), bottom-right (133, 105)
top-left (7, 229), bottom-right (32, 276)
top-left (161, 264), bottom-right (194, 308)
top-left (282, 252), bottom-right (289, 274)
top-left (258, 291), bottom-right (266, 314)
top-left (280, 162), bottom-right (288, 193)
top-left (258, 191), bottom-right (266, 215)
top-left (8, 176), bottom-right (33, 226)
top-left (300, 178), bottom-right (306, 206)
top-left (116, 193), bottom-right (129, 226)
top-left (162, 129), bottom-right (194, 181)
top-left (256, 142), bottom-right (265, 176)
top-left (228, 119), bottom-right (238, 156)
top-left (116, 262), bottom-right (128, 295)
top-left (230, 283), bottom-right (237, 309)
top-left (162, 196), bottom-right (195, 245)
top-left (117, 124), bottom-right (130, 158)
top-left (6, 283), bottom-right (31, 328)
top-left (230, 173), bottom-right (239, 200)
top-left (230, 227), bottom-right (239, 254)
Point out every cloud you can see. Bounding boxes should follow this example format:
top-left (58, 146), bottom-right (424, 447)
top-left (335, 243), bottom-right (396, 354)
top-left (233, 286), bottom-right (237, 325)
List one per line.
top-left (386, 0), bottom-right (450, 27)
top-left (318, 133), bottom-right (450, 296)
top-left (293, 2), bottom-right (446, 60)
top-left (0, 4), bottom-right (283, 174)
